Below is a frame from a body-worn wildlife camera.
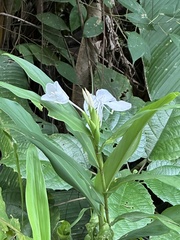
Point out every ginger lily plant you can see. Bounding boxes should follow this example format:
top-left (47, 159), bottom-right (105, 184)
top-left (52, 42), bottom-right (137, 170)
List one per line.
top-left (41, 81), bottom-right (132, 238)
top-left (0, 54), bottom-right (180, 240)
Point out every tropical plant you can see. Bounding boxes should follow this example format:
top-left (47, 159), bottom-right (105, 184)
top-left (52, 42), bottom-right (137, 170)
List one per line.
top-left (1, 53), bottom-right (180, 240)
top-left (1, 0), bottom-right (180, 239)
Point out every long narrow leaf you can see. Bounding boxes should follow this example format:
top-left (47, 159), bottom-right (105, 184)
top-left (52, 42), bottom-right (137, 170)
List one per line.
top-left (95, 92), bottom-right (179, 192)
top-left (26, 145), bottom-right (51, 240)
top-left (0, 97), bottom-right (103, 212)
top-left (3, 53), bottom-right (52, 90)
top-left (42, 102), bottom-right (98, 166)
top-left (0, 81), bottom-right (42, 110)
top-left (1, 54), bottom-right (98, 167)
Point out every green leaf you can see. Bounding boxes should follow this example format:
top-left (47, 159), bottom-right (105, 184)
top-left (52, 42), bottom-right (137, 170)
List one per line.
top-left (69, 4), bottom-right (87, 32)
top-left (109, 170), bottom-right (180, 194)
top-left (27, 44), bottom-right (59, 65)
top-left (103, 0), bottom-right (114, 8)
top-left (95, 92), bottom-right (179, 192)
top-left (94, 63), bottom-right (133, 100)
top-left (41, 101), bottom-right (88, 134)
top-left (51, 189), bottom-right (89, 239)
top-left (56, 61), bottom-right (78, 83)
top-left (127, 31), bottom-right (151, 63)
top-left (0, 81), bottom-right (42, 110)
top-left (56, 220), bottom-right (71, 239)
top-left (83, 17), bottom-right (103, 38)
top-left (143, 161), bottom-right (180, 206)
top-left (3, 53), bottom-right (53, 90)
top-left (1, 54), bottom-right (98, 168)
top-left (0, 98), bottom-right (103, 212)
top-left (116, 212), bottom-right (180, 236)
top-left (145, 97), bottom-right (180, 160)
top-left (119, 205), bottom-right (180, 239)
top-left (39, 26), bottom-right (72, 63)
top-left (71, 208), bottom-right (89, 228)
top-left (126, 12), bottom-right (154, 30)
top-left (118, 0), bottom-right (146, 15)
top-left (150, 230), bottom-right (180, 240)
top-left (109, 181), bottom-right (155, 239)
top-left (0, 188), bottom-right (32, 239)
top-left (36, 12), bottom-right (69, 31)
top-left (16, 44), bottom-right (34, 63)
top-left (41, 101), bottom-right (98, 167)
top-left (141, 0), bottom-right (180, 100)
top-left (169, 33), bottom-right (180, 49)
top-left (159, 2), bottom-right (180, 18)
top-left (26, 145), bottom-right (51, 240)
top-left (145, 178), bottom-right (180, 206)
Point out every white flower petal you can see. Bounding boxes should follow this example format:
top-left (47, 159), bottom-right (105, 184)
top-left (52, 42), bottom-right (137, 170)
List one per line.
top-left (41, 81), bottom-right (69, 104)
top-left (96, 89), bottom-right (116, 103)
top-left (105, 100), bottom-right (132, 111)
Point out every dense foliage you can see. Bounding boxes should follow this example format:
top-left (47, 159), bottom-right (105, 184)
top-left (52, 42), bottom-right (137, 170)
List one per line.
top-left (1, 0), bottom-right (180, 239)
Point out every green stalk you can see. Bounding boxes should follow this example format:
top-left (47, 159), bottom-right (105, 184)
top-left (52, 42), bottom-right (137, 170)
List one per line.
top-left (96, 152), bottom-right (110, 226)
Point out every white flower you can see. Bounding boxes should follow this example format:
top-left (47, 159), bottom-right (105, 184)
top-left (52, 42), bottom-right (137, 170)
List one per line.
top-left (83, 89), bottom-right (132, 123)
top-left (41, 81), bottom-right (69, 104)
top-left (41, 81), bottom-right (84, 113)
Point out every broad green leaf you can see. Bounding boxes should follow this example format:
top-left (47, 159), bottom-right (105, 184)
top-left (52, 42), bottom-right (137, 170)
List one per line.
top-left (94, 63), bottom-right (133, 100)
top-left (26, 145), bottom-right (51, 240)
top-left (95, 92), bottom-right (179, 192)
top-left (0, 98), bottom-right (103, 212)
top-left (145, 97), bottom-right (180, 160)
top-left (39, 26), bottom-right (72, 63)
top-left (104, 92), bottom-right (179, 145)
top-left (28, 44), bottom-right (59, 65)
top-left (169, 33), bottom-right (180, 49)
top-left (145, 178), bottom-right (180, 206)
top-left (144, 161), bottom-right (180, 205)
top-left (3, 53), bottom-right (53, 90)
top-left (150, 230), bottom-right (180, 240)
top-left (36, 12), bottom-right (69, 31)
top-left (126, 12), bottom-right (154, 30)
top-left (119, 205), bottom-right (180, 239)
top-left (109, 181), bottom-right (155, 239)
top-left (159, 2), bottom-right (180, 18)
top-left (127, 31), bottom-right (151, 63)
top-left (114, 211), bottom-right (180, 236)
top-left (69, 5), bottom-right (87, 32)
top-left (83, 17), bottom-right (103, 38)
top-left (118, 0), bottom-right (146, 15)
top-left (56, 61), bottom-right (78, 83)
top-left (16, 44), bottom-right (34, 63)
top-left (140, 0), bottom-right (180, 99)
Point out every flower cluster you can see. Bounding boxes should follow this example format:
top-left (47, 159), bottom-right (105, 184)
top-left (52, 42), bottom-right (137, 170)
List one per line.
top-left (41, 81), bottom-right (132, 124)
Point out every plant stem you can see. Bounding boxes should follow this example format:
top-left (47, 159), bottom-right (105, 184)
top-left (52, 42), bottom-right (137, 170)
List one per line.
top-left (97, 152), bottom-right (110, 225)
